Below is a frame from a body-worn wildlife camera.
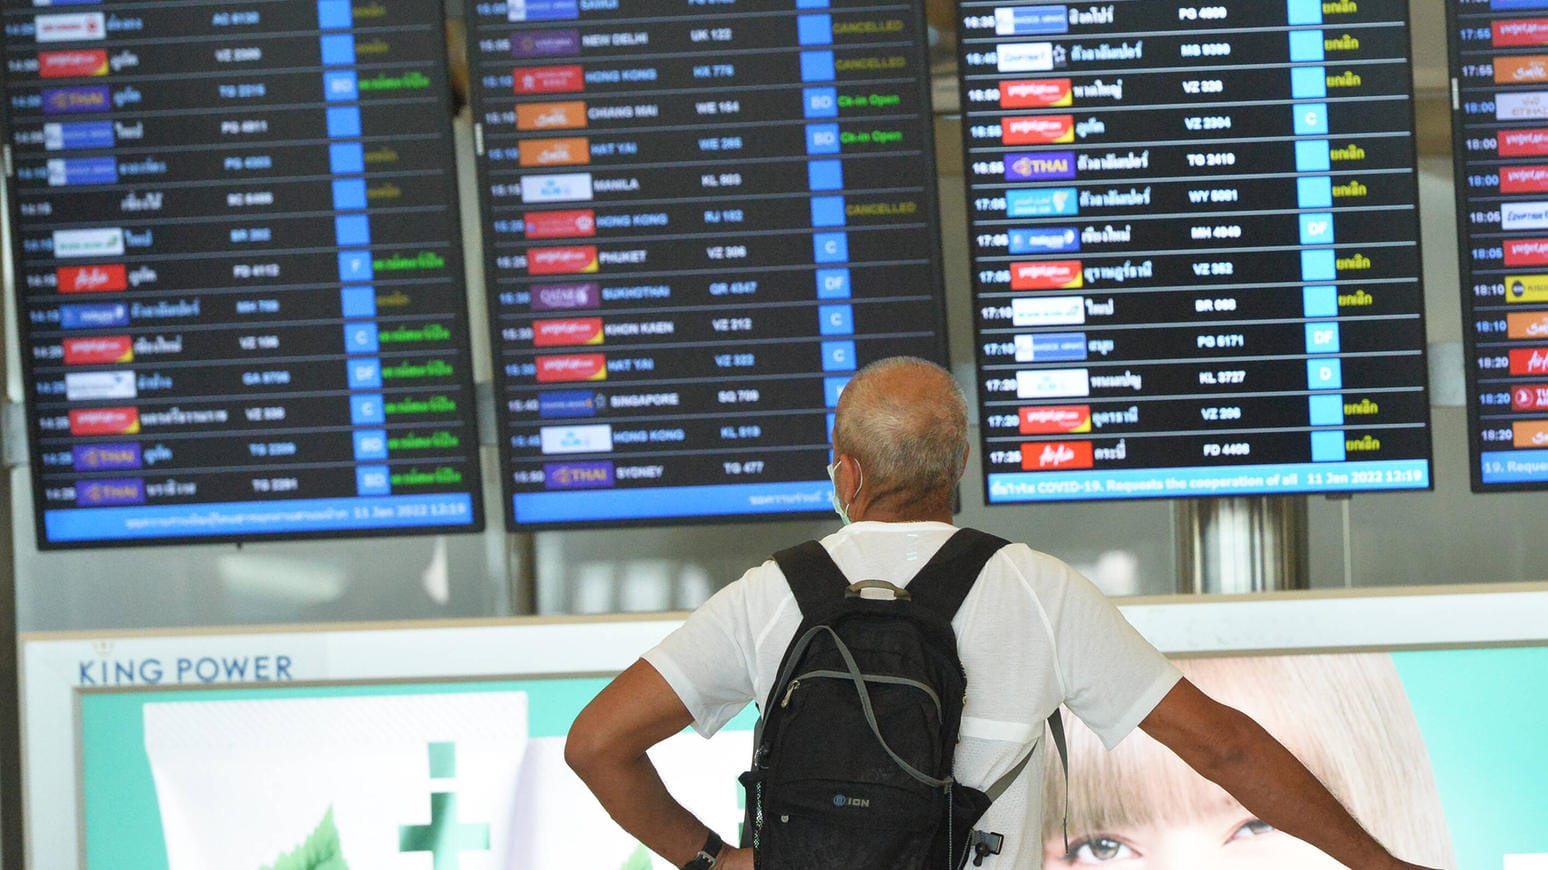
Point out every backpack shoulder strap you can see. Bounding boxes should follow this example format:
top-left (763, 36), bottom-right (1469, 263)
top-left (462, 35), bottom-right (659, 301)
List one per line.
top-left (905, 528), bottom-right (1012, 622)
top-left (771, 540), bottom-right (849, 617)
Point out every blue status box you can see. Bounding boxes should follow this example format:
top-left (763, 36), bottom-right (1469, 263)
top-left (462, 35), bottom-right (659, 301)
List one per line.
top-left (320, 34), bottom-right (356, 66)
top-left (1298, 176), bottom-right (1333, 208)
top-left (1311, 430), bottom-right (1346, 462)
top-left (822, 340), bottom-right (857, 372)
top-left (351, 394), bottom-right (386, 425)
top-left (1289, 29), bottom-right (1325, 62)
top-left (1307, 357), bottom-right (1344, 390)
top-left (817, 268), bottom-right (852, 299)
top-left (819, 304), bottom-right (855, 336)
top-left (798, 14), bottom-right (833, 46)
top-left (1308, 394), bottom-right (1345, 427)
top-left (801, 50), bottom-right (836, 82)
top-left (1303, 285), bottom-right (1338, 318)
top-left (347, 358), bottom-right (383, 390)
top-left (338, 250), bottom-right (374, 283)
top-left (808, 159), bottom-right (844, 191)
top-left (811, 196), bottom-right (847, 228)
top-left (1299, 212), bottom-right (1335, 245)
top-left (1291, 66), bottom-right (1327, 99)
top-left (335, 214), bottom-right (372, 246)
top-left (345, 322), bottom-right (380, 354)
top-left (1295, 140), bottom-right (1331, 172)
top-left (1305, 321), bottom-right (1341, 354)
top-left (1302, 249), bottom-right (1337, 281)
top-left (814, 232), bottom-right (850, 264)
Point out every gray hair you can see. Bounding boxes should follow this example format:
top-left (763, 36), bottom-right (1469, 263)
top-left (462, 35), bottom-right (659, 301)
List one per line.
top-left (832, 357), bottom-right (969, 510)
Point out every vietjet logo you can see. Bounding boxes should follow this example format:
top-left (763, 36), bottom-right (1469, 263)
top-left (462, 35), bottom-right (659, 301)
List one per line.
top-left (1495, 19), bottom-right (1548, 47)
top-left (69, 406), bottom-right (140, 436)
top-left (1510, 348), bottom-right (1548, 375)
top-left (1000, 79), bottom-right (1072, 108)
top-left (63, 336), bottom-right (133, 365)
top-left (534, 318), bottom-right (604, 347)
top-left (520, 136), bottom-right (590, 167)
top-left (528, 245), bottom-right (599, 275)
top-left (536, 354), bottom-right (607, 383)
top-left (517, 101), bottom-right (587, 130)
top-left (1011, 260), bottom-right (1084, 290)
top-left (1501, 128), bottom-right (1548, 157)
top-left (515, 64), bottom-right (584, 94)
top-left (525, 209), bottom-right (596, 240)
top-left (1506, 239), bottom-right (1548, 266)
top-left (1021, 441), bottom-right (1093, 471)
top-left (57, 264), bottom-right (128, 293)
top-left (1002, 115), bottom-right (1075, 145)
top-left (1502, 165), bottom-right (1548, 193)
top-left (1513, 385), bottom-right (1548, 411)
top-left (38, 49), bottom-right (108, 78)
top-left (1020, 406), bottom-right (1092, 435)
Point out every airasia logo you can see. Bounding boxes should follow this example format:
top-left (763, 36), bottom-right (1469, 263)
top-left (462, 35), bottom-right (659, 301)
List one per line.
top-left (1513, 385), bottom-right (1548, 411)
top-left (63, 336), bottom-right (133, 365)
top-left (1000, 79), bottom-right (1072, 108)
top-left (38, 49), bottom-right (108, 78)
top-left (1510, 348), bottom-right (1548, 375)
top-left (515, 64), bottom-right (585, 94)
top-left (1021, 440), bottom-right (1093, 471)
top-left (528, 246), bottom-right (599, 275)
top-left (57, 264), bottom-right (128, 293)
top-left (1011, 260), bottom-right (1084, 290)
top-left (534, 318), bottom-right (604, 347)
top-left (525, 209), bottom-right (596, 240)
top-left (1020, 406), bottom-right (1091, 435)
top-left (536, 354), bottom-right (607, 383)
top-left (1002, 115), bottom-right (1074, 145)
top-left (69, 407), bottom-right (139, 436)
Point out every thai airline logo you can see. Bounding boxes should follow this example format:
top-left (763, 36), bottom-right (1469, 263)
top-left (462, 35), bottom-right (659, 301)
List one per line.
top-left (1000, 79), bottom-right (1072, 108)
top-left (65, 370), bottom-right (135, 401)
top-left (1496, 19), bottom-right (1548, 48)
top-left (1006, 187), bottom-right (1078, 218)
top-left (1021, 440), bottom-right (1094, 471)
top-left (57, 263), bottom-right (127, 292)
top-left (536, 353), bottom-right (607, 383)
top-left (38, 48), bottom-right (108, 77)
top-left (1011, 296), bottom-right (1086, 326)
top-left (1011, 260), bottom-right (1084, 290)
top-left (513, 28), bottom-right (581, 59)
top-left (60, 302), bottom-right (130, 329)
top-left (539, 424), bottom-right (613, 455)
top-left (1002, 115), bottom-right (1075, 145)
top-left (1500, 128), bottom-right (1548, 156)
top-left (515, 65), bottom-right (584, 94)
top-left (1005, 151), bottom-right (1076, 181)
top-left (521, 172), bottom-right (593, 204)
top-left (1515, 420), bottom-right (1548, 447)
top-left (519, 136), bottom-right (590, 167)
top-left (76, 478), bottom-right (146, 507)
top-left (53, 228), bottom-right (124, 258)
top-left (528, 245), bottom-right (599, 275)
top-left (525, 209), bottom-right (596, 239)
top-left (73, 444), bottom-right (143, 472)
top-left (1016, 368), bottom-right (1091, 399)
top-left (1510, 348), bottom-right (1548, 375)
top-left (1506, 273), bottom-right (1548, 302)
top-left (34, 12), bottom-right (105, 43)
top-left (1509, 311), bottom-right (1548, 339)
top-left (1513, 384), bottom-right (1548, 411)
top-left (533, 317), bottom-right (604, 347)
top-left (544, 461), bottom-right (615, 489)
top-left (69, 406), bottom-right (140, 436)
top-left (1504, 239), bottom-right (1548, 267)
top-left (1020, 406), bottom-right (1092, 435)
top-left (42, 84), bottom-right (110, 114)
top-left (531, 281), bottom-right (601, 311)
top-left (517, 101), bottom-right (587, 131)
top-left (44, 120), bottom-right (114, 150)
top-left (63, 335), bottom-right (133, 365)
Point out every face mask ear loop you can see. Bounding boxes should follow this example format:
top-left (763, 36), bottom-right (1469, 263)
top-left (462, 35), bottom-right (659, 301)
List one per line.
top-left (846, 462), bottom-right (864, 518)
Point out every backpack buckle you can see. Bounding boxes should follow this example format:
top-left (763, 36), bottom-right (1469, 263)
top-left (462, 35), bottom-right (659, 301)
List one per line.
top-left (844, 579), bottom-right (911, 600)
top-left (969, 830), bottom-right (1003, 866)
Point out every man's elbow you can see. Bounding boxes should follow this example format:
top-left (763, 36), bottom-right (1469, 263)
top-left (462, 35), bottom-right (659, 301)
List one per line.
top-left (564, 709), bottom-right (611, 782)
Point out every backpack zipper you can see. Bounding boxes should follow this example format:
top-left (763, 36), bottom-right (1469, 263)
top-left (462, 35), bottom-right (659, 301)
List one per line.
top-left (781, 669), bottom-right (943, 720)
top-left (779, 679), bottom-right (801, 708)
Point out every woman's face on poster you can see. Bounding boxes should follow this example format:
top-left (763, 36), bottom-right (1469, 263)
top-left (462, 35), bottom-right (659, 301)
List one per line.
top-left (1042, 808), bottom-right (1346, 869)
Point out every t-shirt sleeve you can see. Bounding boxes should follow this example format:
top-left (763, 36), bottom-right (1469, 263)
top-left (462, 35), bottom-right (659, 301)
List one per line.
top-left (1040, 558), bottom-right (1181, 749)
top-left (641, 563), bottom-right (768, 737)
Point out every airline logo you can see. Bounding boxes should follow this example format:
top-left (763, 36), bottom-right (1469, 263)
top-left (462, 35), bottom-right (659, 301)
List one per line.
top-left (1497, 91), bottom-right (1548, 121)
top-left (538, 390), bottom-right (603, 418)
top-left (1504, 240), bottom-right (1548, 267)
top-left (1500, 127), bottom-right (1548, 156)
top-left (53, 228), bottom-right (124, 258)
top-left (47, 156), bottom-right (117, 186)
top-left (536, 353), bottom-right (607, 383)
top-left (44, 120), bottom-right (114, 150)
top-left (520, 136), bottom-right (590, 167)
top-left (1497, 18), bottom-right (1548, 47)
top-left (515, 64), bottom-right (584, 94)
top-left (517, 101), bottom-right (587, 131)
top-left (540, 424), bottom-right (613, 455)
top-left (1503, 200), bottom-right (1548, 231)
top-left (73, 443), bottom-right (143, 472)
top-left (521, 172), bottom-right (593, 204)
top-left (1014, 332), bottom-right (1087, 362)
top-left (531, 280), bottom-right (601, 311)
top-left (1005, 150), bottom-right (1076, 181)
top-left (528, 245), bottom-right (599, 275)
top-left (1509, 347), bottom-right (1548, 374)
top-left (41, 84), bottom-right (110, 114)
top-left (995, 6), bottom-right (1068, 35)
top-left (509, 0), bottom-right (579, 22)
top-left (58, 263), bottom-right (127, 292)
top-left (1016, 368), bottom-right (1091, 399)
top-left (62, 335), bottom-right (132, 365)
top-left (1506, 273), bottom-right (1548, 301)
top-left (34, 12), bottom-right (104, 43)
top-left (544, 460), bottom-right (615, 489)
top-left (38, 48), bottom-right (108, 77)
top-left (1513, 384), bottom-right (1548, 411)
top-left (1502, 165), bottom-right (1548, 192)
top-left (525, 208), bottom-right (596, 239)
top-left (1003, 115), bottom-right (1075, 145)
top-left (76, 478), bottom-right (146, 507)
top-left (1010, 227), bottom-right (1080, 254)
top-left (997, 42), bottom-right (1057, 73)
top-left (533, 317), bottom-right (604, 347)
top-left (1515, 420), bottom-right (1548, 448)
top-left (1020, 405), bottom-right (1092, 435)
top-left (69, 406), bottom-right (139, 435)
top-left (512, 29), bottom-right (581, 59)
top-left (65, 370), bottom-right (136, 401)
top-left (1011, 260), bottom-right (1084, 290)
top-left (1012, 296), bottom-right (1086, 326)
top-left (1007, 187), bottom-right (1078, 218)
top-left (1000, 79), bottom-right (1072, 108)
top-left (1021, 440), bottom-right (1094, 471)
top-left (60, 302), bottom-right (130, 329)
top-left (1499, 55), bottom-right (1548, 84)
top-left (1509, 311), bottom-right (1548, 339)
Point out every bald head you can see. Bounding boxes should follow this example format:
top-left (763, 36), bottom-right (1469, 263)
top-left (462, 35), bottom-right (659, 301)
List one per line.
top-left (832, 357), bottom-right (969, 515)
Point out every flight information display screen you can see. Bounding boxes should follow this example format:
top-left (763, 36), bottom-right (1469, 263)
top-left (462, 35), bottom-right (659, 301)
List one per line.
top-left (2, 0), bottom-right (485, 547)
top-left (469, 1), bottom-right (949, 528)
top-left (1447, 0), bottom-right (1548, 491)
top-left (957, 0), bottom-right (1435, 503)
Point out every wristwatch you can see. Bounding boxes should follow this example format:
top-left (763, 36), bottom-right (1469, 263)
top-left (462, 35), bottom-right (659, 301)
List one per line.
top-left (682, 831), bottom-right (724, 870)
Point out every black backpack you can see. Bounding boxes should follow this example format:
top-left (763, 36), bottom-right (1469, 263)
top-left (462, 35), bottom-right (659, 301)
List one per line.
top-left (739, 528), bottom-right (1067, 869)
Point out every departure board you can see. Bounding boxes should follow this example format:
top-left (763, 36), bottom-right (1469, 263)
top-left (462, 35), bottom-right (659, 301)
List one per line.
top-left (469, 1), bottom-right (948, 528)
top-left (958, 0), bottom-right (1434, 503)
top-left (1447, 1), bottom-right (1548, 491)
top-left (2, 1), bottom-right (485, 547)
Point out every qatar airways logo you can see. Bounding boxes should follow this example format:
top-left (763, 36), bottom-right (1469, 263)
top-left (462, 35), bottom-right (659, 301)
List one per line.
top-left (1021, 441), bottom-right (1093, 471)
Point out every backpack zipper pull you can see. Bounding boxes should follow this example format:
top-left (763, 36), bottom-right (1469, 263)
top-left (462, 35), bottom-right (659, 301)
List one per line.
top-left (779, 679), bottom-right (801, 708)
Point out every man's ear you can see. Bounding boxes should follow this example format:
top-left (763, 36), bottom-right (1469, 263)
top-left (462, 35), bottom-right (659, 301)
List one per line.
top-left (959, 444), bottom-right (971, 480)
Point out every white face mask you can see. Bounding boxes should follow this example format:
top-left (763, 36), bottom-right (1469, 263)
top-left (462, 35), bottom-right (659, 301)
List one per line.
top-left (826, 459), bottom-right (861, 525)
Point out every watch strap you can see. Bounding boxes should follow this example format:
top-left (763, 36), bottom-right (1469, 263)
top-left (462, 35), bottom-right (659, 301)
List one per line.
top-left (682, 830), bottom-right (723, 870)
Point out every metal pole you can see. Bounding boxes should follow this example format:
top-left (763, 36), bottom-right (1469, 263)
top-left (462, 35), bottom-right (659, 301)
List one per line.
top-left (1, 145), bottom-right (24, 869)
top-left (1174, 497), bottom-right (1309, 594)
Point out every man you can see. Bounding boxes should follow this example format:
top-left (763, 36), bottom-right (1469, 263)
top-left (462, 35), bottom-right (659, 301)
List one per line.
top-left (566, 357), bottom-right (1440, 870)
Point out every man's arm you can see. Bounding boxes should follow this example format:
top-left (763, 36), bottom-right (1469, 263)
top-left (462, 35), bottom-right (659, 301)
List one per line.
top-left (1139, 678), bottom-right (1439, 870)
top-left (565, 658), bottom-right (753, 869)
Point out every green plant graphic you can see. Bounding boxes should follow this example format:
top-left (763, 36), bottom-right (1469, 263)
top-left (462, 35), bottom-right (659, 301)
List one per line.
top-left (261, 806), bottom-right (349, 870)
top-left (619, 843), bottom-right (654, 870)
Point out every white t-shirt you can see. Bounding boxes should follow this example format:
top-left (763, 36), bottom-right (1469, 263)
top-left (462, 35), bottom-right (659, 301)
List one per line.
top-left (644, 521), bottom-right (1182, 869)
